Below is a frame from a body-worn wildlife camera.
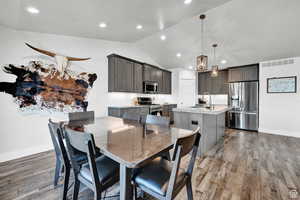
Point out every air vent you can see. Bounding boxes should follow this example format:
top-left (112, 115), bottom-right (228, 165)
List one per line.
top-left (261, 59), bottom-right (294, 67)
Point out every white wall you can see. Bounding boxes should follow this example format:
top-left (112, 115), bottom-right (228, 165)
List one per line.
top-left (0, 26), bottom-right (176, 162)
top-left (259, 57), bottom-right (300, 138)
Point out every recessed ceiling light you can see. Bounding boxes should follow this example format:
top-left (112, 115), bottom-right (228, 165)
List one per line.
top-left (184, 0), bottom-right (192, 4)
top-left (99, 22), bottom-right (107, 28)
top-left (136, 25), bottom-right (143, 30)
top-left (26, 6), bottom-right (40, 14)
top-left (176, 53), bottom-right (182, 58)
top-left (221, 59), bottom-right (227, 64)
top-left (160, 35), bottom-right (166, 41)
top-left (188, 66), bottom-right (194, 69)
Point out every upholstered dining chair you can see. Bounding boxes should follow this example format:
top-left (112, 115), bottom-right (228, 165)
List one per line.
top-left (69, 111), bottom-right (95, 121)
top-left (48, 119), bottom-right (87, 200)
top-left (132, 127), bottom-right (201, 200)
top-left (122, 112), bottom-right (141, 121)
top-left (64, 127), bottom-right (120, 200)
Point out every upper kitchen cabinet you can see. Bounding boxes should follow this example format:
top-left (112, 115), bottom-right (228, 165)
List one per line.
top-left (143, 64), bottom-right (171, 94)
top-left (108, 54), bottom-right (142, 93)
top-left (162, 70), bottom-right (172, 94)
top-left (108, 54), bottom-right (171, 94)
top-left (198, 70), bottom-right (228, 95)
top-left (228, 64), bottom-right (259, 82)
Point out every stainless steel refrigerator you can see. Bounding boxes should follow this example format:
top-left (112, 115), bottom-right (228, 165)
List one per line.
top-left (228, 81), bottom-right (258, 131)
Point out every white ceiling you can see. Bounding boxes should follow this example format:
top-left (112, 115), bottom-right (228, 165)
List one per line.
top-left (0, 0), bottom-right (230, 42)
top-left (0, 0), bottom-right (299, 69)
top-left (136, 0), bottom-right (300, 69)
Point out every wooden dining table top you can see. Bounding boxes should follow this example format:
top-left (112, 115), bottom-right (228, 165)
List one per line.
top-left (64, 116), bottom-right (194, 168)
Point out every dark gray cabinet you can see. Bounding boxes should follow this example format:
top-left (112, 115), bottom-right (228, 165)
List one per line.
top-left (108, 54), bottom-right (172, 94)
top-left (228, 64), bottom-right (258, 82)
top-left (133, 63), bottom-right (143, 93)
top-left (108, 55), bottom-right (134, 92)
top-left (108, 107), bottom-right (149, 118)
top-left (162, 71), bottom-right (172, 94)
top-left (198, 70), bottom-right (228, 95)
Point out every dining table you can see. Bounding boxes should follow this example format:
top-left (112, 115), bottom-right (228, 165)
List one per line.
top-left (64, 116), bottom-right (195, 200)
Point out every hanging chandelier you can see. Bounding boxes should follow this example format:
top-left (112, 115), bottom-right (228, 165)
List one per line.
top-left (196, 14), bottom-right (208, 72)
top-left (211, 44), bottom-right (219, 77)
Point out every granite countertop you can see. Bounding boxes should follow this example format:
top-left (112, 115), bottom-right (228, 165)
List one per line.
top-left (173, 105), bottom-right (232, 115)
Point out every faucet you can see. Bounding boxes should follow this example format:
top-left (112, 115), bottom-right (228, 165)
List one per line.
top-left (204, 92), bottom-right (214, 110)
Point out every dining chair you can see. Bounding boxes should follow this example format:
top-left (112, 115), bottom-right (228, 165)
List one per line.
top-left (122, 112), bottom-right (141, 121)
top-left (132, 127), bottom-right (201, 200)
top-left (64, 127), bottom-right (120, 200)
top-left (69, 111), bottom-right (95, 121)
top-left (145, 115), bottom-right (170, 127)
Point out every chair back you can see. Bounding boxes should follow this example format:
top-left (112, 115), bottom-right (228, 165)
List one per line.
top-left (69, 111), bottom-right (95, 121)
top-left (172, 127), bottom-right (201, 161)
top-left (122, 112), bottom-right (141, 121)
top-left (166, 127), bottom-right (201, 198)
top-left (145, 115), bottom-right (170, 127)
top-left (64, 128), bottom-right (101, 187)
top-left (48, 119), bottom-right (70, 167)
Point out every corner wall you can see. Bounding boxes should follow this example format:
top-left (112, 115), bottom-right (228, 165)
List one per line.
top-left (259, 57), bottom-right (300, 137)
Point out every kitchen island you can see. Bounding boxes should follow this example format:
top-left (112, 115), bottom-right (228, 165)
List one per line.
top-left (173, 105), bottom-right (231, 156)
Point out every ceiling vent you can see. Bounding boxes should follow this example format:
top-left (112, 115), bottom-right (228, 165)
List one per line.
top-left (261, 58), bottom-right (294, 67)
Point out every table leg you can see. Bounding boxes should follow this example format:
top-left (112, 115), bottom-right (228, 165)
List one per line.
top-left (120, 164), bottom-right (133, 200)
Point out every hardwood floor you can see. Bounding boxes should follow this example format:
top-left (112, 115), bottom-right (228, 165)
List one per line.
top-left (1, 130), bottom-right (300, 200)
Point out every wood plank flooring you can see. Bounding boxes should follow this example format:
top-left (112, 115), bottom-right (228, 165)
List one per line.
top-left (1, 130), bottom-right (300, 200)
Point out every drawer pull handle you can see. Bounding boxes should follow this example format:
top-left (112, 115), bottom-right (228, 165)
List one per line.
top-left (191, 120), bottom-right (198, 125)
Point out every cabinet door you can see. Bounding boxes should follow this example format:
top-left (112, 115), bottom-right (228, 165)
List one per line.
top-left (133, 63), bottom-right (143, 93)
top-left (165, 71), bottom-right (172, 94)
top-left (198, 72), bottom-right (208, 94)
top-left (155, 69), bottom-right (163, 93)
top-left (242, 65), bottom-right (258, 81)
top-left (213, 70), bottom-right (228, 94)
top-left (115, 58), bottom-right (133, 92)
top-left (162, 71), bottom-right (172, 94)
top-left (108, 57), bottom-right (116, 92)
top-left (228, 68), bottom-right (243, 82)
top-left (143, 64), bottom-right (152, 81)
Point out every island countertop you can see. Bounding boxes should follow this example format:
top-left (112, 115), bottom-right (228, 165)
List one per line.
top-left (173, 105), bottom-right (231, 115)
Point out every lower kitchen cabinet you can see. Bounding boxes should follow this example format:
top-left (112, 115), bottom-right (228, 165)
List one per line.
top-left (173, 111), bottom-right (226, 156)
top-left (162, 104), bottom-right (177, 123)
top-left (108, 107), bottom-right (149, 118)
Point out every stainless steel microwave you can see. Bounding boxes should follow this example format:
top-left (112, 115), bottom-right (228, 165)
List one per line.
top-left (143, 81), bottom-right (158, 93)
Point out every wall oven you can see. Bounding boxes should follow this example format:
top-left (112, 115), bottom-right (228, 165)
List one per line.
top-left (143, 81), bottom-right (158, 94)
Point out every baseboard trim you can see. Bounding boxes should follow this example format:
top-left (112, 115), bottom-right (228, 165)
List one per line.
top-left (259, 128), bottom-right (299, 138)
top-left (0, 145), bottom-right (54, 163)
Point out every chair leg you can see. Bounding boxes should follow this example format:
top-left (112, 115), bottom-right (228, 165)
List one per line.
top-left (94, 190), bottom-right (102, 200)
top-left (54, 159), bottom-right (62, 187)
top-left (62, 166), bottom-right (71, 200)
top-left (73, 178), bottom-right (80, 200)
top-left (186, 179), bottom-right (193, 200)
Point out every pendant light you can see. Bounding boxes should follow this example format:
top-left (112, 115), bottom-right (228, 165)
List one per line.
top-left (196, 14), bottom-right (208, 72)
top-left (211, 44), bottom-right (219, 77)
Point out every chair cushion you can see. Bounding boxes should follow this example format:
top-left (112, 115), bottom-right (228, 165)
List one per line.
top-left (133, 157), bottom-right (187, 196)
top-left (80, 156), bottom-right (119, 184)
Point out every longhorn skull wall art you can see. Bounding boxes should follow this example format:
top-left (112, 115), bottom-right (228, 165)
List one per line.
top-left (0, 43), bottom-right (97, 113)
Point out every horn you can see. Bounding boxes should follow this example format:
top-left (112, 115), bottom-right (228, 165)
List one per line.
top-left (25, 43), bottom-right (56, 57)
top-left (66, 56), bottom-right (91, 61)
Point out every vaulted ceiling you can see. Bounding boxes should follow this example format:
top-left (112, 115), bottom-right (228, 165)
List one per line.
top-left (0, 0), bottom-right (300, 69)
